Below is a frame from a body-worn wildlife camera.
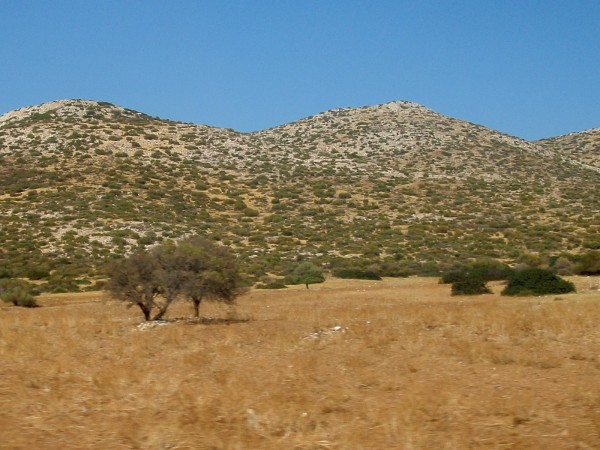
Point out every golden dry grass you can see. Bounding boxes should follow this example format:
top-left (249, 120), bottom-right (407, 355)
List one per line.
top-left (1, 277), bottom-right (600, 449)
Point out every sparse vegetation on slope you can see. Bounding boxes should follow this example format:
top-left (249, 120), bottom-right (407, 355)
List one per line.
top-left (1, 99), bottom-right (599, 287)
top-left (537, 127), bottom-right (600, 170)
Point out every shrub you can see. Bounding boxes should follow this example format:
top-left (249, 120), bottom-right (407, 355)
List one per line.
top-left (0, 285), bottom-right (38, 307)
top-left (23, 264), bottom-right (51, 280)
top-left (576, 250), bottom-right (600, 275)
top-left (285, 262), bottom-right (325, 289)
top-left (255, 281), bottom-right (287, 289)
top-left (502, 268), bottom-right (575, 296)
top-left (550, 256), bottom-right (575, 276)
top-left (583, 239), bottom-right (600, 250)
top-left (0, 278), bottom-right (39, 295)
top-left (516, 253), bottom-right (547, 269)
top-left (0, 267), bottom-right (12, 279)
top-left (377, 260), bottom-right (412, 278)
top-left (333, 269), bottom-right (382, 280)
top-left (442, 258), bottom-right (512, 284)
top-left (451, 276), bottom-right (491, 296)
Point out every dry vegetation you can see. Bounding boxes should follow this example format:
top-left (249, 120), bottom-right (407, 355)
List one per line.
top-left (537, 127), bottom-right (600, 170)
top-left (1, 277), bottom-right (600, 449)
top-left (1, 99), bottom-right (600, 288)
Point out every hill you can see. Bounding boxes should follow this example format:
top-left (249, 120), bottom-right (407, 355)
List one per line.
top-left (0, 99), bottom-right (599, 290)
top-left (536, 128), bottom-right (600, 171)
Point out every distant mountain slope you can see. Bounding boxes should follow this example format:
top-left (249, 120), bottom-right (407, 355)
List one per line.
top-left (0, 99), bottom-right (153, 126)
top-left (536, 128), bottom-right (600, 170)
top-left (252, 101), bottom-right (566, 182)
top-left (0, 99), bottom-right (248, 161)
top-left (0, 99), bottom-right (599, 289)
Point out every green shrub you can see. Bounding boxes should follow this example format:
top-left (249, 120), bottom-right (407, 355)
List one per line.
top-left (23, 264), bottom-right (51, 280)
top-left (0, 267), bottom-right (12, 279)
top-left (255, 281), bottom-right (287, 289)
top-left (576, 250), bottom-right (600, 275)
top-left (473, 259), bottom-right (513, 279)
top-left (502, 268), bottom-right (575, 296)
top-left (0, 278), bottom-right (39, 295)
top-left (583, 239), bottom-right (600, 250)
top-left (333, 269), bottom-right (382, 280)
top-left (377, 260), bottom-right (412, 278)
top-left (42, 277), bottom-right (82, 293)
top-left (451, 276), bottom-right (491, 296)
top-left (549, 256), bottom-right (575, 276)
top-left (442, 259), bottom-right (513, 284)
top-left (0, 286), bottom-right (38, 307)
top-left (285, 262), bottom-right (325, 289)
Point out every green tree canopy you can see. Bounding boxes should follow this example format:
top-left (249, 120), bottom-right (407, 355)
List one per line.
top-left (289, 262), bottom-right (325, 289)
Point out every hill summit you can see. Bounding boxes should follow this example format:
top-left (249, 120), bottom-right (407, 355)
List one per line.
top-left (0, 99), bottom-right (154, 126)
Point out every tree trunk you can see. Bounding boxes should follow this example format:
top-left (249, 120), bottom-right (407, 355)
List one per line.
top-left (193, 296), bottom-right (203, 318)
top-left (152, 298), bottom-right (173, 320)
top-left (138, 303), bottom-right (151, 321)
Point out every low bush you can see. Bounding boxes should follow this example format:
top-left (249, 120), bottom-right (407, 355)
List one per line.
top-left (576, 250), bottom-right (600, 275)
top-left (255, 281), bottom-right (287, 289)
top-left (502, 268), bottom-right (575, 296)
top-left (333, 269), bottom-right (382, 280)
top-left (0, 266), bottom-right (13, 279)
top-left (0, 282), bottom-right (38, 308)
top-left (23, 264), bottom-right (51, 280)
top-left (42, 277), bottom-right (82, 293)
top-left (442, 258), bottom-right (513, 284)
top-left (0, 278), bottom-right (39, 294)
top-left (451, 276), bottom-right (491, 296)
top-left (549, 256), bottom-right (576, 276)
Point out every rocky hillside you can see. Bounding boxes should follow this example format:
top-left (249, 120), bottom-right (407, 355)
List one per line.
top-left (0, 99), bottom-right (598, 290)
top-left (536, 128), bottom-right (600, 170)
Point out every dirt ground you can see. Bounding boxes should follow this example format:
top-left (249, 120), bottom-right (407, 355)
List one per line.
top-left (1, 276), bottom-right (599, 449)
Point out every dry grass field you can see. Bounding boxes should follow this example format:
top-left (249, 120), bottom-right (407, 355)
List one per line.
top-left (1, 277), bottom-right (600, 449)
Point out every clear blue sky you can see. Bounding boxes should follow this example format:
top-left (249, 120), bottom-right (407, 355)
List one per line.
top-left (1, 1), bottom-right (599, 140)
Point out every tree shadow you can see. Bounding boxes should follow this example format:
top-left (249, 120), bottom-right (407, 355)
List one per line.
top-left (180, 316), bottom-right (251, 326)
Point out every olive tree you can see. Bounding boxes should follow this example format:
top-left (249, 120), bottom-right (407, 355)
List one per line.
top-left (105, 252), bottom-right (162, 321)
top-left (289, 262), bottom-right (325, 289)
top-left (105, 237), bottom-right (246, 321)
top-left (174, 236), bottom-right (247, 318)
top-left (151, 240), bottom-right (191, 320)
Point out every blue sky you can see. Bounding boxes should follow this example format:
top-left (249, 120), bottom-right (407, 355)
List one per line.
top-left (1, 1), bottom-right (598, 140)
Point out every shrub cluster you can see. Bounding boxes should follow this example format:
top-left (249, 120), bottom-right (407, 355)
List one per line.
top-left (443, 259), bottom-right (511, 296)
top-left (451, 277), bottom-right (491, 296)
top-left (332, 269), bottom-right (382, 280)
top-left (577, 250), bottom-right (600, 275)
top-left (255, 281), bottom-right (287, 289)
top-left (501, 268), bottom-right (575, 296)
top-left (0, 279), bottom-right (39, 307)
top-left (442, 259), bottom-right (513, 284)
